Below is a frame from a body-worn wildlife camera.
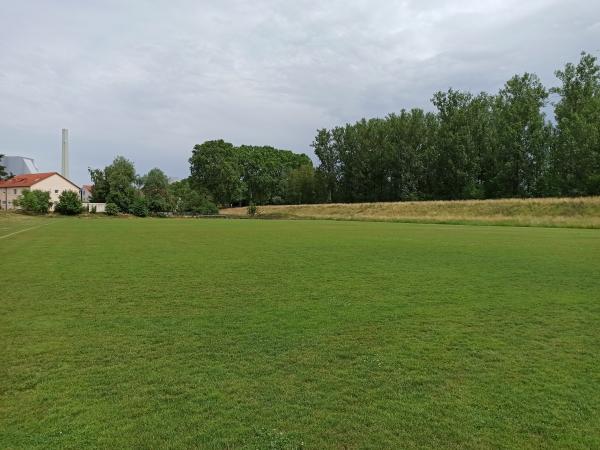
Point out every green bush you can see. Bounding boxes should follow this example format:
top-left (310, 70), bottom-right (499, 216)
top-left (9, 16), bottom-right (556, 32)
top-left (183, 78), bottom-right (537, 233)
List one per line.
top-left (131, 197), bottom-right (149, 217)
top-left (55, 190), bottom-right (83, 215)
top-left (190, 200), bottom-right (218, 215)
top-left (105, 203), bottom-right (120, 216)
top-left (91, 205), bottom-right (97, 214)
top-left (247, 203), bottom-right (258, 216)
top-left (14, 190), bottom-right (52, 214)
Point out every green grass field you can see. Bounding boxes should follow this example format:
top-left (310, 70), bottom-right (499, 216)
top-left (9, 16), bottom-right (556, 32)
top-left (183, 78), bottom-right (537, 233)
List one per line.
top-left (0, 213), bottom-right (52, 237)
top-left (1, 217), bottom-right (599, 449)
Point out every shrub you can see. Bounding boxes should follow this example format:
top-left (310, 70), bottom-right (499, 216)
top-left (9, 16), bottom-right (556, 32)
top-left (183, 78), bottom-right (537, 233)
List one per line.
top-left (14, 190), bottom-right (51, 214)
top-left (247, 203), bottom-right (258, 216)
top-left (105, 203), bottom-right (119, 216)
top-left (91, 205), bottom-right (97, 214)
top-left (131, 197), bottom-right (149, 217)
top-left (55, 190), bottom-right (83, 215)
top-left (190, 199), bottom-right (218, 216)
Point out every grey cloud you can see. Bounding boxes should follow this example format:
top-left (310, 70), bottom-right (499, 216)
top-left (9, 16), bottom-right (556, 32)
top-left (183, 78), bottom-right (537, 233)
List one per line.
top-left (0, 0), bottom-right (599, 183)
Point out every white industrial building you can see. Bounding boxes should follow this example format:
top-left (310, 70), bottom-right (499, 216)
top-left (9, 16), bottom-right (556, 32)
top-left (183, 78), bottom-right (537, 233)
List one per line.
top-left (0, 155), bottom-right (39, 176)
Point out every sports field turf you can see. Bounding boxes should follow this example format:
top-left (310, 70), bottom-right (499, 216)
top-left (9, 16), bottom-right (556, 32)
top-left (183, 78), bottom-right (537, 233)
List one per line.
top-left (1, 217), bottom-right (599, 448)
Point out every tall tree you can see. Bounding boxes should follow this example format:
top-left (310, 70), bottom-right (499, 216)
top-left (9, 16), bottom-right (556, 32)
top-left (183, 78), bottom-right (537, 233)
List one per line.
top-left (430, 89), bottom-right (483, 199)
top-left (142, 168), bottom-right (172, 212)
top-left (237, 145), bottom-right (312, 204)
top-left (488, 74), bottom-right (551, 197)
top-left (189, 140), bottom-right (243, 206)
top-left (105, 156), bottom-right (137, 211)
top-left (286, 164), bottom-right (316, 204)
top-left (89, 156), bottom-right (137, 211)
top-left (169, 179), bottom-right (217, 215)
top-left (550, 52), bottom-right (600, 195)
top-left (384, 109), bottom-right (436, 200)
top-left (189, 140), bottom-right (312, 206)
top-left (335, 121), bottom-right (373, 202)
top-left (312, 129), bottom-right (339, 202)
top-left (88, 168), bottom-right (109, 202)
top-left (309, 52), bottom-right (600, 202)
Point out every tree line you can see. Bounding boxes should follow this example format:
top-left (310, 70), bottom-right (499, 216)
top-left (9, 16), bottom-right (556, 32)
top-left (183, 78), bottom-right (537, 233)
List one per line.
top-left (188, 140), bottom-right (322, 206)
top-left (6, 52), bottom-right (599, 215)
top-left (89, 157), bottom-right (217, 216)
top-left (87, 141), bottom-right (320, 216)
top-left (312, 52), bottom-right (600, 202)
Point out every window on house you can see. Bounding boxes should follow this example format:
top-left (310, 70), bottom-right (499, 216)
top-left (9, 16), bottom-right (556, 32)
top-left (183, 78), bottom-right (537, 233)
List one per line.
top-left (55, 189), bottom-right (59, 193)
top-left (13, 189), bottom-right (17, 194)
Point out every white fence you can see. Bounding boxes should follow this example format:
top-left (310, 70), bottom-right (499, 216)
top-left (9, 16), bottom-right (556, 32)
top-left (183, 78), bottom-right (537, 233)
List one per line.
top-left (83, 202), bottom-right (106, 213)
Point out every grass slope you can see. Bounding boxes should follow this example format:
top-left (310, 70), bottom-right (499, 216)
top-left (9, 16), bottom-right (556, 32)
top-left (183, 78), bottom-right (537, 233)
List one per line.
top-left (1, 218), bottom-right (599, 448)
top-left (221, 196), bottom-right (600, 228)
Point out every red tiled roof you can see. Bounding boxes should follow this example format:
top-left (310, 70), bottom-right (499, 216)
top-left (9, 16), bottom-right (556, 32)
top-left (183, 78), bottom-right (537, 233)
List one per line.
top-left (0, 172), bottom-right (59, 188)
top-left (82, 184), bottom-right (93, 192)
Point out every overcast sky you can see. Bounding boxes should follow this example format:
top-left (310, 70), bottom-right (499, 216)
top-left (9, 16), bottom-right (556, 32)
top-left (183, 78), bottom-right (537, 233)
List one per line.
top-left (1, 0), bottom-right (599, 183)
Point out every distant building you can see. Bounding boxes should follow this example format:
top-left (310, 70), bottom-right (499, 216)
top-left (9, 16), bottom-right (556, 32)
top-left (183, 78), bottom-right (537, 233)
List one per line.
top-left (81, 184), bottom-right (93, 202)
top-left (0, 172), bottom-right (80, 211)
top-left (0, 156), bottom-right (39, 176)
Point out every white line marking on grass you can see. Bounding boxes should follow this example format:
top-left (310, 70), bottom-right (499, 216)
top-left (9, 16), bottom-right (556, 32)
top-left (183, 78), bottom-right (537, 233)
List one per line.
top-left (0, 222), bottom-right (53, 240)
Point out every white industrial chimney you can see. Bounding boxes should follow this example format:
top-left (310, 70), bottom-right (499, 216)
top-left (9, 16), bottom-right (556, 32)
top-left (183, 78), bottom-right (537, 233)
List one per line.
top-left (61, 128), bottom-right (69, 179)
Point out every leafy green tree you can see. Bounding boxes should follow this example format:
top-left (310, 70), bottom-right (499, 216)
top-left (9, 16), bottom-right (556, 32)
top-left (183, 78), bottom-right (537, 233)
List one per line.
top-left (335, 121), bottom-right (367, 202)
top-left (488, 73), bottom-right (551, 197)
top-left (189, 140), bottom-right (243, 206)
top-left (309, 52), bottom-right (600, 202)
top-left (131, 197), bottom-right (149, 217)
top-left (430, 89), bottom-right (486, 199)
top-left (55, 190), bottom-right (83, 215)
top-left (15, 190), bottom-right (51, 214)
top-left (550, 52), bottom-right (600, 195)
top-left (169, 179), bottom-right (218, 215)
top-left (237, 145), bottom-right (311, 204)
top-left (237, 145), bottom-right (278, 204)
top-left (105, 156), bottom-right (137, 211)
top-left (105, 203), bottom-right (119, 215)
top-left (142, 168), bottom-right (172, 212)
top-left (286, 164), bottom-right (316, 204)
top-left (88, 168), bottom-right (108, 202)
top-left (384, 109), bottom-right (437, 200)
top-left (89, 156), bottom-right (137, 211)
top-left (312, 129), bottom-right (338, 202)
top-left (189, 140), bottom-right (311, 206)
top-left (169, 179), bottom-right (193, 213)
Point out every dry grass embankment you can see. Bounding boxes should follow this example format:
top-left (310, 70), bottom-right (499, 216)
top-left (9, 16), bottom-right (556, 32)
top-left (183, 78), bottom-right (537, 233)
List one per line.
top-left (221, 196), bottom-right (600, 228)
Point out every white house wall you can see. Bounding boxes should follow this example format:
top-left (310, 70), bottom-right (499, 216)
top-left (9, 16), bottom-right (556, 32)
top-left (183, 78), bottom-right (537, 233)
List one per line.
top-left (33, 174), bottom-right (80, 209)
